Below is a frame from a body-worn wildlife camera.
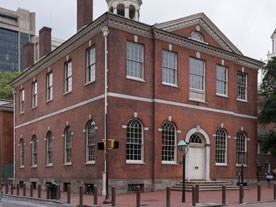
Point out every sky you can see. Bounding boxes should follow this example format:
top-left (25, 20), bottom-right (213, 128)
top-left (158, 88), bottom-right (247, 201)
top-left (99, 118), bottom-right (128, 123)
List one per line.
top-left (1, 0), bottom-right (275, 61)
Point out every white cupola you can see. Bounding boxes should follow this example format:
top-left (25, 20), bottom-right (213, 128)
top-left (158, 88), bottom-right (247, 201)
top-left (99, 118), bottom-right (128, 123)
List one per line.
top-left (106, 0), bottom-right (142, 21)
top-left (271, 29), bottom-right (276, 54)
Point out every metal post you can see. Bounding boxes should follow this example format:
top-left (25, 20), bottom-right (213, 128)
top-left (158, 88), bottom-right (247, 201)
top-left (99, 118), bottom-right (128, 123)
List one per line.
top-left (192, 185), bottom-right (196, 206)
top-left (182, 153), bottom-right (186, 202)
top-left (23, 184), bottom-right (26, 196)
top-left (38, 184), bottom-right (41, 198)
top-left (79, 185), bottom-right (83, 205)
top-left (166, 187), bottom-right (170, 207)
top-left (257, 183), bottom-right (261, 201)
top-left (274, 183), bottom-right (276, 200)
top-left (222, 184), bottom-right (226, 205)
top-left (196, 184), bottom-right (199, 203)
top-left (10, 184), bottom-right (13, 195)
top-left (57, 184), bottom-right (60, 200)
top-left (46, 184), bottom-right (49, 199)
top-left (67, 184), bottom-right (71, 204)
top-left (136, 185), bottom-right (141, 207)
top-left (239, 184), bottom-right (243, 204)
top-left (112, 186), bottom-right (116, 207)
top-left (241, 164), bottom-right (244, 186)
top-left (16, 184), bottom-right (19, 196)
top-left (30, 183), bottom-right (33, 197)
top-left (5, 182), bottom-right (8, 194)
top-left (94, 185), bottom-right (98, 205)
top-left (103, 150), bottom-right (111, 204)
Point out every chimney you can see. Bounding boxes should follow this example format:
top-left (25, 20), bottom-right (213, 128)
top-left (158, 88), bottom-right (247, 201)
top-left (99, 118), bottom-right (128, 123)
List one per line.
top-left (23, 42), bottom-right (34, 70)
top-left (77, 0), bottom-right (93, 31)
top-left (39, 26), bottom-right (52, 59)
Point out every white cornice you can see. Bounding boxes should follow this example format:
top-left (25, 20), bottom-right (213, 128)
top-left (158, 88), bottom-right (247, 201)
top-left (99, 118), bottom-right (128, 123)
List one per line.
top-left (155, 12), bottom-right (243, 56)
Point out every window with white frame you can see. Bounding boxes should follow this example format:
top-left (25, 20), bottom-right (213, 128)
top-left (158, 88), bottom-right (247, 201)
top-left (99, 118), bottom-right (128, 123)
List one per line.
top-left (162, 122), bottom-right (177, 163)
top-left (236, 131), bottom-right (247, 165)
top-left (162, 50), bottom-right (177, 85)
top-left (86, 120), bottom-right (96, 163)
top-left (216, 65), bottom-right (228, 96)
top-left (46, 72), bottom-right (53, 101)
top-left (189, 58), bottom-right (205, 101)
top-left (19, 138), bottom-right (24, 167)
top-left (64, 61), bottom-right (72, 93)
top-left (215, 129), bottom-right (227, 165)
top-left (19, 89), bottom-right (25, 113)
top-left (46, 131), bottom-right (53, 165)
top-left (191, 31), bottom-right (204, 42)
top-left (237, 72), bottom-right (247, 101)
top-left (126, 119), bottom-right (144, 163)
top-left (64, 126), bottom-right (72, 164)
top-left (31, 135), bottom-right (38, 166)
top-left (126, 42), bottom-right (144, 80)
top-left (86, 47), bottom-right (96, 83)
top-left (31, 81), bottom-right (38, 108)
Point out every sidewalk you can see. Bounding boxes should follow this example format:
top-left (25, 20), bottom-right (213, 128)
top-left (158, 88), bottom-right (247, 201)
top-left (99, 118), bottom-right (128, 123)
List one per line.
top-left (3, 181), bottom-right (276, 206)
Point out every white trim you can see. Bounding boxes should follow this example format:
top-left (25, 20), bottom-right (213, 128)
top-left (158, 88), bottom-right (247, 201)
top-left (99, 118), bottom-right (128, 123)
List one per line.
top-left (15, 94), bottom-right (104, 129)
top-left (15, 92), bottom-right (257, 129)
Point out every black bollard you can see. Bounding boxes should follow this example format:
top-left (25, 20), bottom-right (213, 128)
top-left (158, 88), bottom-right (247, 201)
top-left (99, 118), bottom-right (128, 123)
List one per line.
top-left (136, 185), bottom-right (141, 207)
top-left (222, 184), bottom-right (226, 205)
top-left (166, 187), bottom-right (170, 207)
top-left (112, 186), bottom-right (116, 207)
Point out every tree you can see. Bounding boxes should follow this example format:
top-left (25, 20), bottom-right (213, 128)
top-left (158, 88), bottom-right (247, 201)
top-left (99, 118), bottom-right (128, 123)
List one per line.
top-left (0, 71), bottom-right (20, 100)
top-left (259, 57), bottom-right (276, 155)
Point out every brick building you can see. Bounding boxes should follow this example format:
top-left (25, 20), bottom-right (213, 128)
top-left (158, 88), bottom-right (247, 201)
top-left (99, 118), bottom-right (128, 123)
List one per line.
top-left (11, 0), bottom-right (263, 194)
top-left (0, 100), bottom-right (14, 180)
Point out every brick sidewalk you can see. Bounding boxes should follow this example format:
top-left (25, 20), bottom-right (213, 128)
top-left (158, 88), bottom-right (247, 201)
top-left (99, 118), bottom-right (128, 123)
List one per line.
top-left (3, 181), bottom-right (276, 206)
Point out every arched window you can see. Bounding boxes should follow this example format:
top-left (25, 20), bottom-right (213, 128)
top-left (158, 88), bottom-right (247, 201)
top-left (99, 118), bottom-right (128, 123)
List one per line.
top-left (19, 138), bottom-right (25, 167)
top-left (46, 131), bottom-right (53, 165)
top-left (129, 5), bottom-right (136, 19)
top-left (64, 126), bottom-right (72, 164)
top-left (31, 135), bottom-right (38, 167)
top-left (86, 120), bottom-right (96, 163)
top-left (126, 119), bottom-right (144, 163)
top-left (117, 4), bottom-right (125, 17)
top-left (191, 31), bottom-right (204, 42)
top-left (162, 122), bottom-right (177, 163)
top-left (189, 134), bottom-right (202, 143)
top-left (236, 131), bottom-right (247, 165)
top-left (215, 129), bottom-right (227, 164)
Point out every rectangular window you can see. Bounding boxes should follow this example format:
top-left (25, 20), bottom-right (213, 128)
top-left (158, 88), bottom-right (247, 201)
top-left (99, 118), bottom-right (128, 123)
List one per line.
top-left (31, 81), bottom-right (38, 108)
top-left (126, 42), bottom-right (144, 80)
top-left (19, 89), bottom-right (25, 113)
top-left (237, 72), bottom-right (247, 101)
top-left (86, 47), bottom-right (96, 83)
top-left (162, 50), bottom-right (177, 85)
top-left (32, 138), bottom-right (37, 166)
top-left (46, 72), bottom-right (53, 101)
top-left (216, 65), bottom-right (228, 96)
top-left (64, 61), bottom-right (72, 93)
top-left (189, 58), bottom-right (205, 101)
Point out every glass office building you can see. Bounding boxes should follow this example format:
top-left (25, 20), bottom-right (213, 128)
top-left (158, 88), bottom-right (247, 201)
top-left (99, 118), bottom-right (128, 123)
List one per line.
top-left (0, 7), bottom-right (35, 72)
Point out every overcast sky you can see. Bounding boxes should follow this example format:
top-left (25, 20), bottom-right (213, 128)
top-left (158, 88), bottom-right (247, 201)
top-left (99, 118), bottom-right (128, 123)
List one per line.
top-left (1, 0), bottom-right (275, 61)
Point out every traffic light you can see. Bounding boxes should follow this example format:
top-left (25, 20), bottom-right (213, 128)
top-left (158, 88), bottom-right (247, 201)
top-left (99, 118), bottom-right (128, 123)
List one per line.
top-left (98, 142), bottom-right (106, 150)
top-left (110, 139), bottom-right (119, 149)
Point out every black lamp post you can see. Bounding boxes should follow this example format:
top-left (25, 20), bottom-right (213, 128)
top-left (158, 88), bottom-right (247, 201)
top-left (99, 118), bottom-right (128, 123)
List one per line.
top-left (177, 140), bottom-right (189, 203)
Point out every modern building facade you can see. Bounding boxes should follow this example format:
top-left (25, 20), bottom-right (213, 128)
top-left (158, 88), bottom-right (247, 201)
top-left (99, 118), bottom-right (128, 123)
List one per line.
top-left (0, 7), bottom-right (35, 72)
top-left (11, 0), bottom-right (263, 194)
top-left (0, 99), bottom-right (14, 181)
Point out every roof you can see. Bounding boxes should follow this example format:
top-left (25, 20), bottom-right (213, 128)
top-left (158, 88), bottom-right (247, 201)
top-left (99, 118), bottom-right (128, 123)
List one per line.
top-left (0, 99), bottom-right (13, 111)
top-left (155, 12), bottom-right (243, 55)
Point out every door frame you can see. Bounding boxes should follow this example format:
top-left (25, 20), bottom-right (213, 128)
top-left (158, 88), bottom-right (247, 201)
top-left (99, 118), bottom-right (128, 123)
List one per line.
top-left (184, 126), bottom-right (210, 181)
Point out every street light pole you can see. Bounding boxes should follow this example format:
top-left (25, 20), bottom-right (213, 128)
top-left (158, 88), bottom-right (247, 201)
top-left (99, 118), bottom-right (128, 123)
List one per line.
top-left (182, 153), bottom-right (186, 202)
top-left (177, 140), bottom-right (189, 203)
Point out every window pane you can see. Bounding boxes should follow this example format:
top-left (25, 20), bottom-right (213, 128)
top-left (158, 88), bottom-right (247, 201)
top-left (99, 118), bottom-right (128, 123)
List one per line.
top-left (189, 58), bottom-right (205, 90)
top-left (126, 42), bottom-right (144, 79)
top-left (162, 50), bottom-right (177, 85)
top-left (215, 129), bottom-right (227, 164)
top-left (162, 122), bottom-right (176, 162)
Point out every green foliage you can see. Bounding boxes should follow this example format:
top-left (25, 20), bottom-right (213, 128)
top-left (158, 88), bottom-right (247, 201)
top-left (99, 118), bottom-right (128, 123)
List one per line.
top-left (262, 132), bottom-right (276, 156)
top-left (259, 57), bottom-right (276, 124)
top-left (0, 71), bottom-right (20, 99)
top-left (259, 57), bottom-right (276, 156)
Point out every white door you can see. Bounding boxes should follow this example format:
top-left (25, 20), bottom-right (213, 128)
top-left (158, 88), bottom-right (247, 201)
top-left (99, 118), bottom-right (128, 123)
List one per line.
top-left (188, 146), bottom-right (204, 180)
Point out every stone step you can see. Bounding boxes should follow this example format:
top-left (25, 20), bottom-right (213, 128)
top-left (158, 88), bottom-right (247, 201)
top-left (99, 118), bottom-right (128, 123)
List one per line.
top-left (171, 180), bottom-right (247, 192)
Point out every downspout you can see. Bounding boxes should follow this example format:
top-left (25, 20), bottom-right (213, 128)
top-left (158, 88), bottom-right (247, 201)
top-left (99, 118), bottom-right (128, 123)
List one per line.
top-left (102, 26), bottom-right (109, 196)
top-left (13, 89), bottom-right (16, 187)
